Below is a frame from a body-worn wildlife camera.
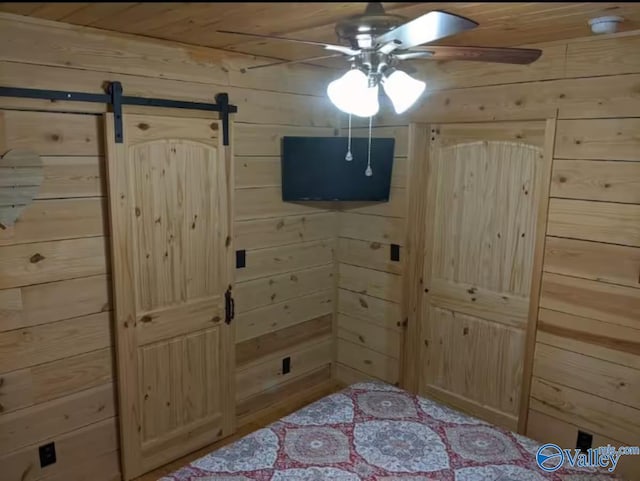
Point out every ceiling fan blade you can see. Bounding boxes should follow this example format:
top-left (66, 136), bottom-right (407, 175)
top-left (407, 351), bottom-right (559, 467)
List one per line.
top-left (217, 30), bottom-right (360, 56)
top-left (402, 45), bottom-right (542, 64)
top-left (375, 10), bottom-right (478, 52)
top-left (395, 52), bottom-right (434, 60)
top-left (245, 53), bottom-right (345, 71)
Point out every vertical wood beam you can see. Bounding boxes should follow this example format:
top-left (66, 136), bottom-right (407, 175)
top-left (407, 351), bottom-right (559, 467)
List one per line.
top-left (400, 122), bottom-right (430, 392)
top-left (517, 117), bottom-right (558, 433)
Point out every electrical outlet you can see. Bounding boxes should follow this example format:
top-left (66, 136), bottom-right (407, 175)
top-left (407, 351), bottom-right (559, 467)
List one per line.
top-left (39, 442), bottom-right (56, 468)
top-left (282, 356), bottom-right (291, 375)
top-left (390, 244), bottom-right (400, 262)
top-left (236, 250), bottom-right (246, 269)
top-left (576, 430), bottom-right (593, 453)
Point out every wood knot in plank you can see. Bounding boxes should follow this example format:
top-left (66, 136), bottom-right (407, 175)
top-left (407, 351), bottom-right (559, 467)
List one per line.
top-left (30, 253), bottom-right (45, 263)
top-left (137, 123), bottom-right (150, 130)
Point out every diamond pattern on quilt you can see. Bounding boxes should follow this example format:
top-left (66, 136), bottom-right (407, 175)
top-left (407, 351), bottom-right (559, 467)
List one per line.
top-left (446, 426), bottom-right (521, 463)
top-left (357, 391), bottom-right (418, 419)
top-left (282, 393), bottom-right (354, 425)
top-left (163, 383), bottom-right (618, 481)
top-left (284, 427), bottom-right (350, 464)
top-left (354, 420), bottom-right (449, 472)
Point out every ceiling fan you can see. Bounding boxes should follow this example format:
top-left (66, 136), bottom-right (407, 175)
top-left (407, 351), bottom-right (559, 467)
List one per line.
top-left (219, 3), bottom-right (542, 117)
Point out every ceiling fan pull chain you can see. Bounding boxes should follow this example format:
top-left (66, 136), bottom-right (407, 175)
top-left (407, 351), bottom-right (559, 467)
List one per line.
top-left (345, 113), bottom-right (353, 161)
top-left (365, 115), bottom-right (373, 177)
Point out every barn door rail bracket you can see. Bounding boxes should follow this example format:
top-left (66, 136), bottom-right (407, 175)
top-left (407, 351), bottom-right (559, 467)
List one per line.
top-left (0, 81), bottom-right (238, 146)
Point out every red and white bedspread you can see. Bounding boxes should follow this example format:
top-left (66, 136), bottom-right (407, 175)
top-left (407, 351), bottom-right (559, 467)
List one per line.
top-left (162, 382), bottom-right (616, 481)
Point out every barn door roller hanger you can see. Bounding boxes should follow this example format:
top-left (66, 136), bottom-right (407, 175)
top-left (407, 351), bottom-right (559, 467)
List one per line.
top-left (0, 81), bottom-right (238, 145)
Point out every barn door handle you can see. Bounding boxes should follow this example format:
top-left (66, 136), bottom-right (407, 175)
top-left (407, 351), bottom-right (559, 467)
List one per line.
top-left (225, 287), bottom-right (235, 324)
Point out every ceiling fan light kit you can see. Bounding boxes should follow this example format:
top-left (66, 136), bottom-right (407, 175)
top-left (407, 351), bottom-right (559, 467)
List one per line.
top-left (219, 3), bottom-right (543, 173)
top-left (382, 69), bottom-right (426, 114)
top-left (327, 68), bottom-right (380, 117)
top-left (327, 65), bottom-right (426, 117)
top-left (220, 3), bottom-right (542, 117)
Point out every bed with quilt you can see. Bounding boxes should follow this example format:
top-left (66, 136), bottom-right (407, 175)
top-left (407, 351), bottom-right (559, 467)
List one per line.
top-left (162, 381), bottom-right (617, 481)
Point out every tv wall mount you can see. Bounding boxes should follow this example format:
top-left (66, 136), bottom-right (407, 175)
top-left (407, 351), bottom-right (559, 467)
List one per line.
top-left (0, 81), bottom-right (238, 146)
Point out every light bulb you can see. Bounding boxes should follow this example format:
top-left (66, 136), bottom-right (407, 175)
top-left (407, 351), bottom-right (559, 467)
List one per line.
top-left (351, 84), bottom-right (379, 118)
top-left (382, 70), bottom-right (426, 114)
top-left (327, 69), bottom-right (366, 114)
top-left (327, 69), bottom-right (379, 118)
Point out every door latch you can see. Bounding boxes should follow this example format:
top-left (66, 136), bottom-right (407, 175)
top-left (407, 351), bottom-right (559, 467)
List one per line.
top-left (225, 286), bottom-right (235, 324)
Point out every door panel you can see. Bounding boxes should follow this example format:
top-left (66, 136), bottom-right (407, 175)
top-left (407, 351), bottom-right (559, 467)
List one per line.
top-left (132, 140), bottom-right (221, 310)
top-left (419, 121), bottom-right (547, 430)
top-left (422, 306), bottom-right (525, 424)
top-left (139, 328), bottom-right (221, 443)
top-left (105, 113), bottom-right (234, 479)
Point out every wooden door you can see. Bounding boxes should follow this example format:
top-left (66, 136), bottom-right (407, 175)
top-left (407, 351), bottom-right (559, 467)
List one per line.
top-left (105, 113), bottom-right (235, 479)
top-left (413, 121), bottom-right (552, 431)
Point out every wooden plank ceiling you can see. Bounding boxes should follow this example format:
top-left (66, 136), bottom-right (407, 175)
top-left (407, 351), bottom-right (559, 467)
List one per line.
top-left (2, 2), bottom-right (640, 68)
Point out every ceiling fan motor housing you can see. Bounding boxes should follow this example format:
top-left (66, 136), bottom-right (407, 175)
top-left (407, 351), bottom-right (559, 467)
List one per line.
top-left (335, 2), bottom-right (407, 50)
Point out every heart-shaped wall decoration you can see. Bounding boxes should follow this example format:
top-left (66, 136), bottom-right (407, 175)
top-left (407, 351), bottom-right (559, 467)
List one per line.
top-left (0, 149), bottom-right (44, 230)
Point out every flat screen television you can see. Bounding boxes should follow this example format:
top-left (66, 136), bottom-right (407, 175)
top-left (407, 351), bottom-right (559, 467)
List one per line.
top-left (281, 136), bottom-right (395, 201)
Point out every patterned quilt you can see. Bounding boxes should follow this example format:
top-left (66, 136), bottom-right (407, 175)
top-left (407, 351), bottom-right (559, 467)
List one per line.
top-left (162, 382), bottom-right (617, 481)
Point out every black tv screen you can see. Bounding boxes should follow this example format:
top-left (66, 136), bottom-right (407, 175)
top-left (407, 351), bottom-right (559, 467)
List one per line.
top-left (281, 136), bottom-right (395, 201)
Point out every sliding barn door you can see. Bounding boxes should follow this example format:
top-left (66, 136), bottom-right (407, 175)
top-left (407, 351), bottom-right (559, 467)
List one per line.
top-left (105, 113), bottom-right (234, 479)
top-left (417, 122), bottom-right (550, 430)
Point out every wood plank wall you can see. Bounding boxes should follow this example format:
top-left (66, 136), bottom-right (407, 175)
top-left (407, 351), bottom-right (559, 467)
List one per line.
top-left (405, 30), bottom-right (640, 481)
top-left (0, 13), bottom-right (338, 481)
top-left (1, 9), bottom-right (639, 481)
top-left (528, 121), bottom-right (640, 478)
top-left (334, 124), bottom-right (409, 386)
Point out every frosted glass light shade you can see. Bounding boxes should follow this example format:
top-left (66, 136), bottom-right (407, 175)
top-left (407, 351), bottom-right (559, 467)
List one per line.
top-left (382, 70), bottom-right (426, 114)
top-left (327, 69), bottom-right (379, 118)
